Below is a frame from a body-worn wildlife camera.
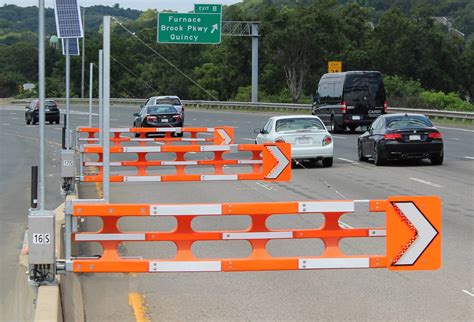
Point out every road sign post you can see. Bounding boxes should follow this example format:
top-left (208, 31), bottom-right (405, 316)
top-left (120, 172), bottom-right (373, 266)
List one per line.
top-left (158, 12), bottom-right (222, 44)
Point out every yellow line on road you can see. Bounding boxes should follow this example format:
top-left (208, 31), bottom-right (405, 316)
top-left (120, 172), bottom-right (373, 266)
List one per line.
top-left (128, 292), bottom-right (151, 322)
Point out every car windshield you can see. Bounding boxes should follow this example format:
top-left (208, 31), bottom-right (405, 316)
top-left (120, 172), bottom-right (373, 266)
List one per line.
top-left (147, 105), bottom-right (177, 114)
top-left (45, 101), bottom-right (56, 107)
top-left (275, 118), bottom-right (325, 132)
top-left (386, 116), bottom-right (433, 129)
top-left (156, 98), bottom-right (181, 105)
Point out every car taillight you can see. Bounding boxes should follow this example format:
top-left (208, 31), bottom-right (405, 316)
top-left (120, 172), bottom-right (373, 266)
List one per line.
top-left (384, 133), bottom-right (402, 140)
top-left (383, 101), bottom-right (388, 113)
top-left (35, 102), bottom-right (39, 110)
top-left (322, 135), bottom-right (332, 146)
top-left (428, 131), bottom-right (442, 139)
top-left (146, 116), bottom-right (157, 122)
top-left (275, 137), bottom-right (285, 143)
top-left (341, 101), bottom-right (347, 114)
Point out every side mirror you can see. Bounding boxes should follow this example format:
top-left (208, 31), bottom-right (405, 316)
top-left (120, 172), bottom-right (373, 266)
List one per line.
top-left (254, 128), bottom-right (262, 134)
top-left (133, 113), bottom-right (139, 117)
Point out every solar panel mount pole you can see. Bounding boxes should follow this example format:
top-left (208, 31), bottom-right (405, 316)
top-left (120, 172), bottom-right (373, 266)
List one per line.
top-left (65, 37), bottom-right (70, 149)
top-left (103, 16), bottom-right (111, 202)
top-left (81, 7), bottom-right (85, 98)
top-left (88, 62), bottom-right (93, 127)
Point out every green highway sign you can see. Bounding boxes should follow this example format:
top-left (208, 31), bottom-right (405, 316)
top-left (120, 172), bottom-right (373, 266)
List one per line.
top-left (194, 4), bottom-right (222, 14)
top-left (158, 13), bottom-right (222, 44)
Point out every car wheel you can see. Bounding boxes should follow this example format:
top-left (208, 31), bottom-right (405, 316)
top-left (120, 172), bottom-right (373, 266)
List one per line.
top-left (176, 132), bottom-right (184, 138)
top-left (358, 141), bottom-right (368, 161)
top-left (374, 144), bottom-right (385, 166)
top-left (330, 117), bottom-right (344, 133)
top-left (49, 121), bottom-right (53, 124)
top-left (349, 125), bottom-right (357, 132)
top-left (55, 119), bottom-right (60, 124)
top-left (134, 132), bottom-right (140, 138)
top-left (430, 151), bottom-right (443, 165)
top-left (322, 157), bottom-right (333, 167)
top-left (26, 118), bottom-right (31, 125)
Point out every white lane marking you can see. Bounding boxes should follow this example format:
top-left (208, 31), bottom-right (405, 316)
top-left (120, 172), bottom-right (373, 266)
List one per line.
top-left (110, 118), bottom-right (118, 121)
top-left (338, 221), bottom-right (353, 229)
top-left (451, 138), bottom-right (460, 140)
top-left (338, 158), bottom-right (360, 165)
top-left (9, 112), bottom-right (17, 115)
top-left (242, 138), bottom-right (255, 141)
top-left (332, 135), bottom-right (347, 139)
top-left (256, 182), bottom-right (277, 191)
top-left (11, 117), bottom-right (19, 120)
top-left (464, 156), bottom-right (474, 160)
top-left (409, 177), bottom-right (444, 188)
top-left (462, 289), bottom-right (474, 297)
top-left (436, 126), bottom-right (474, 133)
top-left (2, 123), bottom-right (11, 126)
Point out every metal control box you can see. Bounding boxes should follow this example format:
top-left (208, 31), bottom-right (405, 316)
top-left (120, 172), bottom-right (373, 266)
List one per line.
top-left (61, 149), bottom-right (75, 178)
top-left (28, 211), bottom-right (55, 264)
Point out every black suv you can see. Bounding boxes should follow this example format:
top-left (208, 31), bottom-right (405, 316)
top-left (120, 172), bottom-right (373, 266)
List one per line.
top-left (312, 71), bottom-right (387, 132)
top-left (25, 99), bottom-right (60, 125)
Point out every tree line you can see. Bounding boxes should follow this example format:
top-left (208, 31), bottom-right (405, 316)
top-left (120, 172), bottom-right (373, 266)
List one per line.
top-left (0, 1), bottom-right (472, 110)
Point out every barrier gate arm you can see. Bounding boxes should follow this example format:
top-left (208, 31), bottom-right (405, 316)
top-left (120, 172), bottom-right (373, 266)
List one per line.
top-left (78, 143), bottom-right (292, 182)
top-left (65, 196), bottom-right (441, 273)
top-left (76, 126), bottom-right (234, 146)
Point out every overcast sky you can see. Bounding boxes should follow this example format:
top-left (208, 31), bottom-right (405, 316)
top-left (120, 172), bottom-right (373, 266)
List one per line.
top-left (1, 0), bottom-right (242, 11)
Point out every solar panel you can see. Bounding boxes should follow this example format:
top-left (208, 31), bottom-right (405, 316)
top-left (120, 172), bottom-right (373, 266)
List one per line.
top-left (61, 38), bottom-right (80, 56)
top-left (54, 0), bottom-right (84, 38)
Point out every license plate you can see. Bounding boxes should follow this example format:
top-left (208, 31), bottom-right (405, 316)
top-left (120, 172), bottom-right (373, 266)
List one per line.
top-left (352, 115), bottom-right (361, 120)
top-left (161, 119), bottom-right (168, 122)
top-left (409, 135), bottom-right (421, 141)
top-left (368, 110), bottom-right (381, 115)
top-left (296, 137), bottom-right (311, 145)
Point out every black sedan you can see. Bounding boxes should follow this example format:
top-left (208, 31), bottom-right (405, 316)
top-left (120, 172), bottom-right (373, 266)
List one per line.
top-left (358, 113), bottom-right (443, 166)
top-left (133, 104), bottom-right (183, 136)
top-left (25, 99), bottom-right (60, 125)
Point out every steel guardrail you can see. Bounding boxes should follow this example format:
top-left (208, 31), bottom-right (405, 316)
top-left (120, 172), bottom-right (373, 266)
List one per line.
top-left (10, 98), bottom-right (474, 121)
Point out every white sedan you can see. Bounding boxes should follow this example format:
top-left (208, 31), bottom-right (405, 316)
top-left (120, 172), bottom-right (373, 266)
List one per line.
top-left (254, 115), bottom-right (334, 167)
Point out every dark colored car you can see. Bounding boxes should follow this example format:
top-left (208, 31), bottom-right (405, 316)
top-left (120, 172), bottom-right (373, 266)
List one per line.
top-left (312, 71), bottom-right (387, 132)
top-left (358, 114), bottom-right (444, 166)
top-left (25, 99), bottom-right (60, 125)
top-left (133, 104), bottom-right (183, 137)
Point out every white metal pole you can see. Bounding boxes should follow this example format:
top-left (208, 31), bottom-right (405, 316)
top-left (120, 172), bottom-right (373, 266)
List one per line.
top-left (251, 23), bottom-right (259, 103)
top-left (81, 7), bottom-right (85, 98)
top-left (103, 16), bottom-right (110, 202)
top-left (98, 49), bottom-right (103, 144)
top-left (38, 0), bottom-right (45, 210)
top-left (65, 38), bottom-right (70, 149)
top-left (88, 63), bottom-right (93, 127)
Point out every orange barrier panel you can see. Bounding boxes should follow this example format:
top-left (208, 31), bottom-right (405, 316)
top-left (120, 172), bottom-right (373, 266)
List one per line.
top-left (76, 126), bottom-right (234, 147)
top-left (68, 196), bottom-right (441, 273)
top-left (79, 143), bottom-right (291, 182)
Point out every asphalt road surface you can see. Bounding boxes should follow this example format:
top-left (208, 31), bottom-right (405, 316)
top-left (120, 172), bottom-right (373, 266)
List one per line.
top-left (1, 103), bottom-right (473, 321)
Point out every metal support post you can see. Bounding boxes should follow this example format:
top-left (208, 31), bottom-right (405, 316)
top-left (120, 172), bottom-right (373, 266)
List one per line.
top-left (251, 23), bottom-right (259, 103)
top-left (31, 166), bottom-right (38, 209)
top-left (28, 0), bottom-right (56, 284)
top-left (98, 49), bottom-right (103, 144)
top-left (65, 38), bottom-right (71, 149)
top-left (88, 62), bottom-right (93, 127)
top-left (81, 7), bottom-right (86, 98)
top-left (103, 17), bottom-right (111, 202)
top-left (38, 0), bottom-right (45, 210)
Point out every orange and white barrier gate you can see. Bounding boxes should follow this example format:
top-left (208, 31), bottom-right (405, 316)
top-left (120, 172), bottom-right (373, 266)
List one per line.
top-left (76, 126), bottom-right (234, 147)
top-left (78, 142), bottom-right (291, 182)
top-left (64, 196), bottom-right (441, 273)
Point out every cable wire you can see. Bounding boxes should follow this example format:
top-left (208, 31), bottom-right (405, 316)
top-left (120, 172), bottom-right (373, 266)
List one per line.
top-left (111, 16), bottom-right (219, 101)
top-left (111, 55), bottom-right (160, 93)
